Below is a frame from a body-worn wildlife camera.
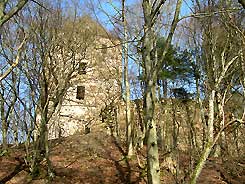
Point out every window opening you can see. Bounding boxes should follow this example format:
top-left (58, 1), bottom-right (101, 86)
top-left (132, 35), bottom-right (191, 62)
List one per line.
top-left (79, 62), bottom-right (87, 74)
top-left (76, 86), bottom-right (85, 100)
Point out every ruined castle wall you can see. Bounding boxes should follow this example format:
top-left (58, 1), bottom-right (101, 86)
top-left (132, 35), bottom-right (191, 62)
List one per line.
top-left (49, 37), bottom-right (122, 138)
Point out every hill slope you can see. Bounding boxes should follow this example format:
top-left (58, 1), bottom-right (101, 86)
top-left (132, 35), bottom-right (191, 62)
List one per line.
top-left (0, 127), bottom-right (244, 184)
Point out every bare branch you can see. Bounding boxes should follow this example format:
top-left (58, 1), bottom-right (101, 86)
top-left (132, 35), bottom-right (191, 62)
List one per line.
top-left (151, 0), bottom-right (167, 24)
top-left (178, 8), bottom-right (242, 22)
top-left (0, 0), bottom-right (28, 27)
top-left (0, 36), bottom-right (27, 82)
top-left (30, 0), bottom-right (51, 12)
top-left (157, 0), bottom-right (182, 69)
top-left (216, 55), bottom-right (239, 86)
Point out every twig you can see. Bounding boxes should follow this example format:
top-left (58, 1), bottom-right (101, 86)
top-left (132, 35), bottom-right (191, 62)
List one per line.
top-left (0, 35), bottom-right (27, 82)
top-left (30, 0), bottom-right (51, 12)
top-left (179, 8), bottom-right (242, 22)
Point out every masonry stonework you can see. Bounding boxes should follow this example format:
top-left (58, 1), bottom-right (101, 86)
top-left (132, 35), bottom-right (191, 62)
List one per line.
top-left (48, 29), bottom-right (122, 138)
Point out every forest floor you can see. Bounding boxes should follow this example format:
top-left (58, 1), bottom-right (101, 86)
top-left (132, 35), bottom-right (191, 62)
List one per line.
top-left (0, 126), bottom-right (244, 184)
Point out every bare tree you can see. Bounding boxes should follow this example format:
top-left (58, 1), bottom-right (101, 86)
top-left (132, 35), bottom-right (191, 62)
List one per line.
top-left (122, 0), bottom-right (133, 157)
top-left (141, 0), bottom-right (183, 183)
top-left (188, 1), bottom-right (245, 183)
top-left (12, 2), bottom-right (98, 177)
top-left (0, 20), bottom-right (26, 149)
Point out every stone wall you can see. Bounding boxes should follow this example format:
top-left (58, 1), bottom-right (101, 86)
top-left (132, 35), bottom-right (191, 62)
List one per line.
top-left (49, 37), bottom-right (122, 138)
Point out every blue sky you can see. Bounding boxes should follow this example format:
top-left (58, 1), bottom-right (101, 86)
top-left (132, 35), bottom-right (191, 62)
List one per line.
top-left (81, 0), bottom-right (195, 98)
top-left (92, 0), bottom-right (193, 30)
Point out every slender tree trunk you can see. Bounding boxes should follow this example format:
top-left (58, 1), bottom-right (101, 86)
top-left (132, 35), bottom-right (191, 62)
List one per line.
top-left (163, 80), bottom-right (167, 98)
top-left (217, 91), bottom-right (228, 157)
top-left (31, 64), bottom-right (54, 178)
top-left (195, 76), bottom-right (207, 150)
top-left (0, 93), bottom-right (8, 149)
top-left (171, 100), bottom-right (178, 150)
top-left (207, 90), bottom-right (215, 143)
top-left (141, 0), bottom-right (182, 183)
top-left (190, 89), bottom-right (215, 184)
top-left (11, 109), bottom-right (19, 146)
top-left (190, 141), bottom-right (213, 184)
top-left (185, 103), bottom-right (196, 171)
top-left (115, 105), bottom-right (120, 138)
top-left (122, 0), bottom-right (133, 156)
top-left (45, 123), bottom-right (54, 179)
top-left (2, 120), bottom-right (8, 149)
top-left (146, 84), bottom-right (160, 184)
top-left (142, 2), bottom-right (160, 183)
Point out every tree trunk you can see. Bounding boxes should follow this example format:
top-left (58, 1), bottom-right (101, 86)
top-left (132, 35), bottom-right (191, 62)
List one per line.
top-left (146, 84), bottom-right (160, 184)
top-left (122, 0), bottom-right (133, 156)
top-left (2, 120), bottom-right (8, 149)
top-left (195, 76), bottom-right (207, 150)
top-left (0, 93), bottom-right (8, 149)
top-left (142, 2), bottom-right (160, 183)
top-left (190, 89), bottom-right (215, 184)
top-left (216, 91), bottom-right (227, 157)
top-left (163, 79), bottom-right (168, 98)
top-left (11, 108), bottom-right (19, 146)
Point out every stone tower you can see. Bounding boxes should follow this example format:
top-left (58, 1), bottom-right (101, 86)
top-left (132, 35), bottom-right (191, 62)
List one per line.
top-left (48, 17), bottom-right (122, 138)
